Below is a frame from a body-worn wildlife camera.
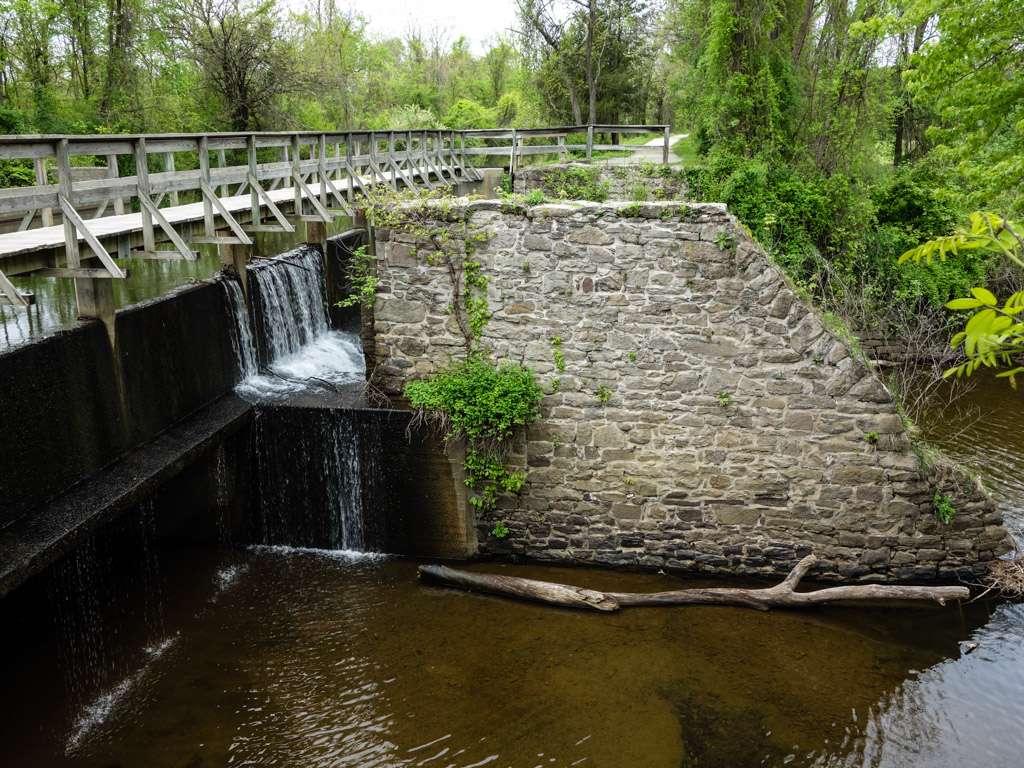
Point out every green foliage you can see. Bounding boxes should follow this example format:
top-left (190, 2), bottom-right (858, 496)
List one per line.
top-left (524, 189), bottom-right (547, 206)
top-left (444, 98), bottom-right (495, 129)
top-left (901, 212), bottom-right (1024, 384)
top-left (627, 350), bottom-right (638, 362)
top-left (596, 385), bottom-right (613, 403)
top-left (904, 0), bottom-right (1024, 215)
top-left (620, 203), bottom-right (643, 218)
top-left (715, 390), bottom-right (732, 407)
top-left (491, 521), bottom-right (510, 539)
top-left (630, 184), bottom-right (649, 202)
top-left (863, 431), bottom-right (879, 446)
top-left (334, 245), bottom-right (378, 308)
top-left (405, 356), bottom-right (544, 513)
top-left (540, 167), bottom-right (609, 202)
top-left (550, 335), bottom-right (566, 372)
top-left (933, 489), bottom-right (956, 525)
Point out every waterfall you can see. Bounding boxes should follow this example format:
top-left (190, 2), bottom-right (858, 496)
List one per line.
top-left (222, 278), bottom-right (258, 380)
top-left (236, 245), bottom-right (365, 398)
top-left (252, 408), bottom-right (372, 552)
top-left (248, 246), bottom-right (330, 363)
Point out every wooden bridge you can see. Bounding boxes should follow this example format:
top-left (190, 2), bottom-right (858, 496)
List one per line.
top-left (0, 124), bottom-right (669, 318)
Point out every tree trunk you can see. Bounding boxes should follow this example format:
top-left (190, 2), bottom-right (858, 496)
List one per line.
top-left (418, 555), bottom-right (970, 613)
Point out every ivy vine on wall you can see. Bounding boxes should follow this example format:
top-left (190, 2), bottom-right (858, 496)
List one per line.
top-left (367, 190), bottom-right (544, 522)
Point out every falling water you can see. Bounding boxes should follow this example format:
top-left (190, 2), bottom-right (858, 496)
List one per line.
top-left (221, 278), bottom-right (258, 380)
top-left (236, 246), bottom-right (365, 398)
top-left (253, 409), bottom-right (369, 552)
top-left (248, 246), bottom-right (330, 362)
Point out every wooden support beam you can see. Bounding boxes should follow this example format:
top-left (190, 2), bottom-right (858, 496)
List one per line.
top-left (137, 194), bottom-right (198, 261)
top-left (196, 180), bottom-right (253, 245)
top-left (244, 173), bottom-right (295, 233)
top-left (291, 169), bottom-right (333, 223)
top-left (57, 196), bottom-right (126, 279)
top-left (0, 267), bottom-right (30, 307)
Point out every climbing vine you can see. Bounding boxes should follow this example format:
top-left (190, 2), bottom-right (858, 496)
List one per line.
top-left (369, 189), bottom-right (544, 518)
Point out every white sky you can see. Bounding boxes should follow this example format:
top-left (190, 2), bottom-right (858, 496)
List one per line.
top-left (315, 1), bottom-right (520, 53)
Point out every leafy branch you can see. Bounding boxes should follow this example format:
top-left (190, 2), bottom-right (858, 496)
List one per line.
top-left (901, 211), bottom-right (1024, 385)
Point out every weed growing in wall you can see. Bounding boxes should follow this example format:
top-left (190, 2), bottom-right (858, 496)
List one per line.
top-left (933, 489), bottom-right (956, 524)
top-left (406, 356), bottom-right (543, 514)
top-left (541, 166), bottom-right (609, 202)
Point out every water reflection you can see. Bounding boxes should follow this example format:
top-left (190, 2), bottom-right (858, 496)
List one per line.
top-left (4, 546), bottom-right (1022, 768)
top-left (0, 220), bottom-right (352, 352)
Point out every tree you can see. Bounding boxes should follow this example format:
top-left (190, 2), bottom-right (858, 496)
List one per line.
top-left (904, 0), bottom-right (1024, 215)
top-left (901, 212), bottom-right (1024, 384)
top-left (173, 0), bottom-right (302, 130)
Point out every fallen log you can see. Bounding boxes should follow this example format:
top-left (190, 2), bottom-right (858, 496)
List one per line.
top-left (417, 555), bottom-right (970, 613)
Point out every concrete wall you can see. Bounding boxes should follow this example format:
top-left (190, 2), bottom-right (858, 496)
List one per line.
top-left (513, 162), bottom-right (688, 202)
top-left (0, 277), bottom-right (244, 530)
top-left (371, 198), bottom-right (1013, 581)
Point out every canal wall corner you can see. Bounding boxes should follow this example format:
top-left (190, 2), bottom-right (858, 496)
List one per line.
top-left (370, 198), bottom-right (1014, 582)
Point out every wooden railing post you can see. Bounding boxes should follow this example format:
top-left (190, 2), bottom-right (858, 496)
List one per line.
top-left (107, 154), bottom-right (124, 216)
top-left (135, 137), bottom-right (156, 254)
top-left (663, 125), bottom-right (671, 164)
top-left (217, 148), bottom-right (230, 198)
top-left (291, 133), bottom-right (302, 216)
top-left (56, 140), bottom-right (80, 269)
top-left (248, 134), bottom-right (261, 228)
top-left (198, 136), bottom-right (214, 237)
top-left (34, 157), bottom-right (53, 227)
top-left (164, 152), bottom-right (179, 206)
top-left (318, 133), bottom-right (329, 210)
top-left (586, 125), bottom-right (594, 161)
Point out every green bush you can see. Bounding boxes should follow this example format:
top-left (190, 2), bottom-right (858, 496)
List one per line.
top-left (444, 98), bottom-right (495, 129)
top-left (405, 356), bottom-right (543, 513)
top-left (541, 166), bottom-right (609, 202)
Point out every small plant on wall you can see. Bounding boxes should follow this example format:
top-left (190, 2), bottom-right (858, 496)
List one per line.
top-left (335, 245), bottom-right (378, 308)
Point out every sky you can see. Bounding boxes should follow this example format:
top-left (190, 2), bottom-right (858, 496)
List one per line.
top-left (342, 0), bottom-right (519, 53)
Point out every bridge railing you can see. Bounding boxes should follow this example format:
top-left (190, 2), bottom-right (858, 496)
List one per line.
top-left (0, 124), bottom-right (669, 309)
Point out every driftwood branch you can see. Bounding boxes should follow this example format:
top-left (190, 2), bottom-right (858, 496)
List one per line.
top-left (418, 555), bottom-right (970, 613)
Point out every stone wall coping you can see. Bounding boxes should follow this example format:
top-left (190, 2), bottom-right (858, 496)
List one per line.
top-left (393, 197), bottom-right (728, 221)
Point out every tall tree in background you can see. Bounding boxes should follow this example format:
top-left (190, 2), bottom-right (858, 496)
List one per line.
top-left (172, 0), bottom-right (301, 130)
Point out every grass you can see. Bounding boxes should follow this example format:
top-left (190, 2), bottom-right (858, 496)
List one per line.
top-left (671, 134), bottom-right (699, 165)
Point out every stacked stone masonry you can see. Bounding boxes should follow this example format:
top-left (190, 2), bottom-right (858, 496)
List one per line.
top-left (513, 162), bottom-right (688, 202)
top-left (372, 198), bottom-right (1013, 582)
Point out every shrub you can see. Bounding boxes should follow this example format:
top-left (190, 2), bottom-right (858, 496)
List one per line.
top-left (405, 356), bottom-right (544, 512)
top-left (541, 166), bottom-right (609, 202)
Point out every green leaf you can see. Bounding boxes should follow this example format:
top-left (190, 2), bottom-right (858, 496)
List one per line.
top-left (971, 287), bottom-right (998, 306)
top-left (946, 297), bottom-right (983, 310)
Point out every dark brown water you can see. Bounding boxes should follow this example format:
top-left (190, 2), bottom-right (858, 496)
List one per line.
top-left (3, 375), bottom-right (1024, 766)
top-left (2, 541), bottom-right (1023, 768)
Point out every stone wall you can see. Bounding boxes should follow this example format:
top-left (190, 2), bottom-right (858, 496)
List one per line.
top-left (513, 162), bottom-right (688, 202)
top-left (371, 198), bottom-right (1012, 582)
